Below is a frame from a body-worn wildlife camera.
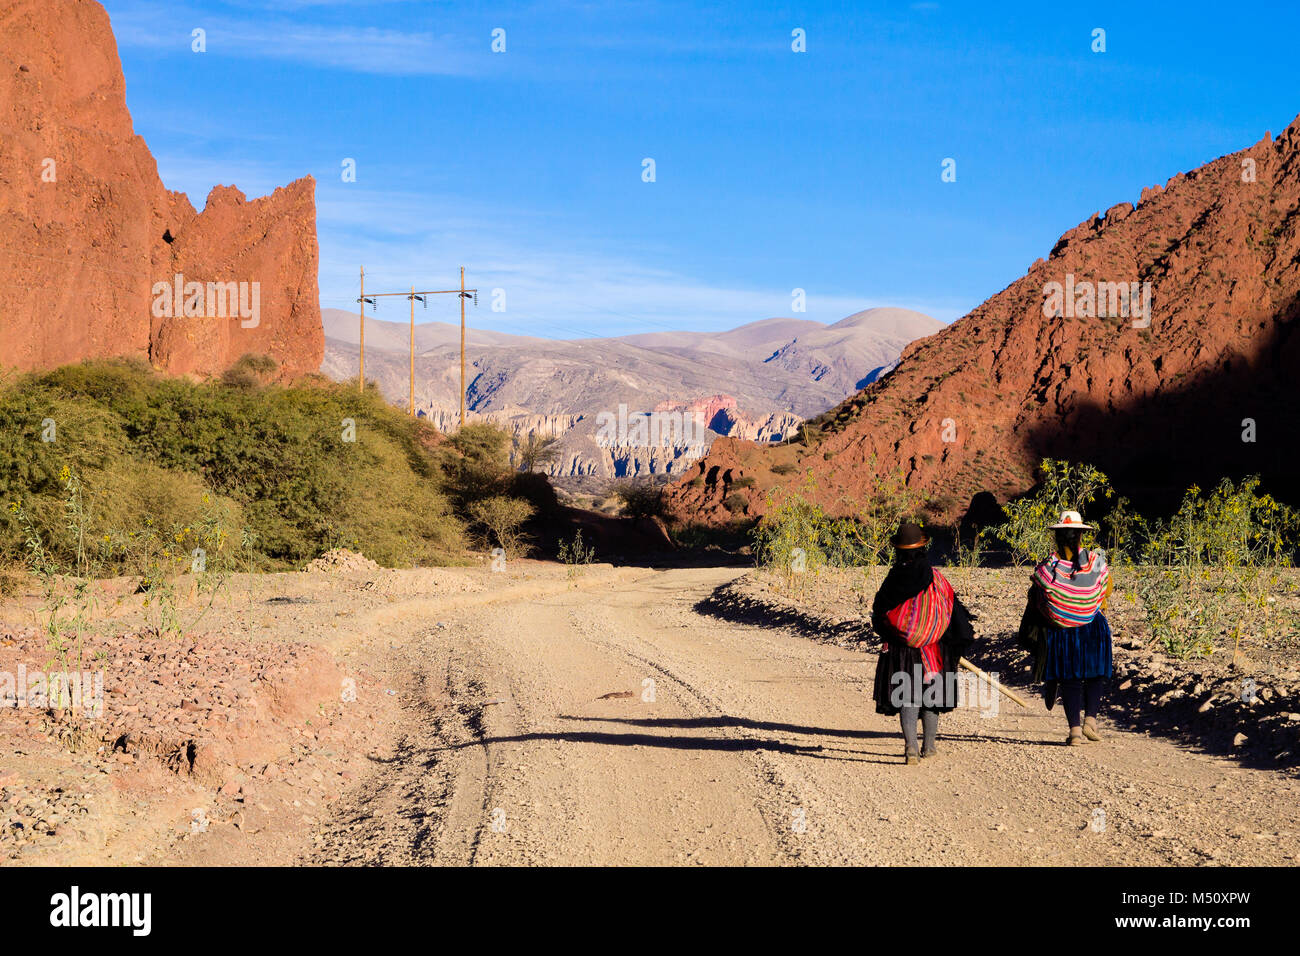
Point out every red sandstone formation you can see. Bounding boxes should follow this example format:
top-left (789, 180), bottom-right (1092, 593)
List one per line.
top-left (667, 116), bottom-right (1300, 525)
top-left (0, 0), bottom-right (322, 379)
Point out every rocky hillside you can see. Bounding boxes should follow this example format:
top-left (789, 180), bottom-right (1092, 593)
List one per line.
top-left (322, 307), bottom-right (941, 481)
top-left (0, 0), bottom-right (322, 379)
top-left (666, 116), bottom-right (1300, 525)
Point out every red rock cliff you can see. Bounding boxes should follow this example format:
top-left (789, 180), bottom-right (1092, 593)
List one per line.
top-left (0, 0), bottom-right (322, 378)
top-left (667, 115), bottom-right (1300, 524)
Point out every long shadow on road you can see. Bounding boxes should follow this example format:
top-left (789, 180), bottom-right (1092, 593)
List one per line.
top-left (430, 727), bottom-right (886, 762)
top-left (561, 714), bottom-right (892, 740)
top-left (693, 581), bottom-right (864, 643)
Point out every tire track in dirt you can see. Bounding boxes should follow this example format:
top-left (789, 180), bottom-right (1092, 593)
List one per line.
top-left (565, 582), bottom-right (889, 864)
top-left (307, 642), bottom-right (487, 865)
top-left (572, 613), bottom-right (803, 863)
top-left (438, 589), bottom-right (798, 865)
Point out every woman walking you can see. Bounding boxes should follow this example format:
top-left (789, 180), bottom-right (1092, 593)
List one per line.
top-left (1022, 511), bottom-right (1113, 746)
top-left (871, 521), bottom-right (975, 764)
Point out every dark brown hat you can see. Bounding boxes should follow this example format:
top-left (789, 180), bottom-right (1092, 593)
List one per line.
top-left (890, 520), bottom-right (929, 550)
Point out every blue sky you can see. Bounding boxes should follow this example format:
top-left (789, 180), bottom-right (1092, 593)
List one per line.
top-left (102, 0), bottom-right (1300, 339)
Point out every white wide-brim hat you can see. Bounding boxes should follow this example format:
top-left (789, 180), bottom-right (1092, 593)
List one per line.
top-left (1049, 510), bottom-right (1093, 530)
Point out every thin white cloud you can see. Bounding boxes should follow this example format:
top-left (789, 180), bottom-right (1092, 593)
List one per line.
top-left (108, 1), bottom-right (480, 76)
top-left (313, 188), bottom-right (958, 337)
top-left (151, 166), bottom-right (962, 338)
top-left (225, 1), bottom-right (423, 8)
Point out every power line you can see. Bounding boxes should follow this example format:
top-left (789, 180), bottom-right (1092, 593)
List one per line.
top-left (356, 267), bottom-right (477, 426)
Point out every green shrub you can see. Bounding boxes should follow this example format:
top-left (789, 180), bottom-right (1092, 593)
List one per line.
top-left (558, 530), bottom-right (596, 566)
top-left (1127, 477), bottom-right (1298, 660)
top-left (447, 423), bottom-right (510, 470)
top-left (1143, 476), bottom-right (1298, 568)
top-left (442, 422), bottom-right (516, 512)
top-left (994, 462), bottom-right (1297, 661)
top-left (220, 353), bottom-right (279, 388)
top-left (752, 476), bottom-right (829, 584)
top-left (751, 462), bottom-right (927, 577)
top-left (0, 359), bottom-right (467, 569)
top-left (995, 459), bottom-right (1114, 565)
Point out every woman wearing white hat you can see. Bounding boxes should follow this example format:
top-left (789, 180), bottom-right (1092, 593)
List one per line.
top-left (1020, 511), bottom-right (1114, 746)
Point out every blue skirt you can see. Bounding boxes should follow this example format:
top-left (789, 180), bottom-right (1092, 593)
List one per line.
top-left (1041, 613), bottom-right (1113, 681)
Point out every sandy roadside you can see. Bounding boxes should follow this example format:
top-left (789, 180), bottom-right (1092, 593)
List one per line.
top-left (0, 557), bottom-right (645, 865)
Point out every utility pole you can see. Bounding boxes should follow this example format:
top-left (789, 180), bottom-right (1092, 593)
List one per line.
top-left (356, 267), bottom-right (377, 394)
top-left (459, 266), bottom-right (467, 429)
top-left (407, 286), bottom-right (427, 417)
top-left (409, 286), bottom-right (416, 416)
top-left (358, 266), bottom-right (365, 393)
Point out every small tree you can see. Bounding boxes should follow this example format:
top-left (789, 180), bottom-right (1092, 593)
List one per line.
top-left (836, 455), bottom-right (929, 567)
top-left (515, 433), bottom-right (561, 473)
top-left (9, 467), bottom-right (110, 733)
top-left (996, 459), bottom-right (1113, 565)
top-left (610, 479), bottom-right (663, 519)
top-left (752, 473), bottom-right (829, 589)
top-left (468, 496), bottom-right (534, 556)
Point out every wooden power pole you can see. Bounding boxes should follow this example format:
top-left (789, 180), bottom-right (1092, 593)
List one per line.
top-left (459, 266), bottom-right (467, 429)
top-left (409, 285), bottom-right (416, 417)
top-left (358, 266), bottom-right (365, 393)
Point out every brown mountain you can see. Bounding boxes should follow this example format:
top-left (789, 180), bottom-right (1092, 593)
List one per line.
top-left (665, 115), bottom-right (1300, 526)
top-left (321, 307), bottom-right (942, 480)
top-left (0, 0), bottom-right (322, 378)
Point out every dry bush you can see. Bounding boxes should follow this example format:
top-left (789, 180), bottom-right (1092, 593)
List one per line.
top-left (468, 496), bottom-right (535, 557)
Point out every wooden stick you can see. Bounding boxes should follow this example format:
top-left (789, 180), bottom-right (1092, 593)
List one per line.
top-left (958, 657), bottom-right (1029, 708)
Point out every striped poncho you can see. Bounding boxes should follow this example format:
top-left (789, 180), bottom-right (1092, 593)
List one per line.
top-left (1033, 549), bottom-right (1110, 628)
top-left (884, 567), bottom-right (955, 677)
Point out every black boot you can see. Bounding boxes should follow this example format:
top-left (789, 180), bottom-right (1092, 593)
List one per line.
top-left (900, 707), bottom-right (920, 764)
top-left (920, 710), bottom-right (939, 758)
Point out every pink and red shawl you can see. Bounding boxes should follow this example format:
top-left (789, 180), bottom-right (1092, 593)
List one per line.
top-left (885, 568), bottom-right (955, 677)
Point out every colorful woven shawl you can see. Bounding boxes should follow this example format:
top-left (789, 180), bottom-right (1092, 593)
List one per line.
top-left (885, 568), bottom-right (955, 677)
top-left (1033, 549), bottom-right (1110, 627)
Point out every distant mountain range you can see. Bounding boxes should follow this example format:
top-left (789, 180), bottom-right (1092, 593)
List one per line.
top-left (320, 307), bottom-right (943, 482)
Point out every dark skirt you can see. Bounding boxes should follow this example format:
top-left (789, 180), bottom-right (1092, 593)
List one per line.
top-left (873, 641), bottom-right (961, 715)
top-left (1041, 613), bottom-right (1113, 682)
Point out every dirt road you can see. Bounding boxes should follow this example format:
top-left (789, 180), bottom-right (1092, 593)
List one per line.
top-left (308, 566), bottom-right (1300, 867)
